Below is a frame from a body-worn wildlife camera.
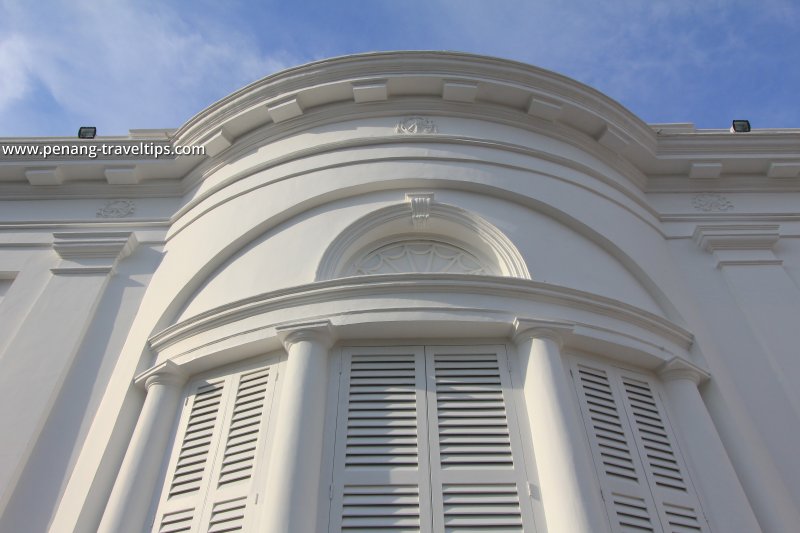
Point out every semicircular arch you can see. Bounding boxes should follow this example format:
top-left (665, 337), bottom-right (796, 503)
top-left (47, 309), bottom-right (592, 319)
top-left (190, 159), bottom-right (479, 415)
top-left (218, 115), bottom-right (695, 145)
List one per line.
top-left (315, 199), bottom-right (531, 281)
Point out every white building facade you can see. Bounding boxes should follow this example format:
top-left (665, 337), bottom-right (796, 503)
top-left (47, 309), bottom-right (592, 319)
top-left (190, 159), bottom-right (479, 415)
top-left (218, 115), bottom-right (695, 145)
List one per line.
top-left (0, 52), bottom-right (799, 532)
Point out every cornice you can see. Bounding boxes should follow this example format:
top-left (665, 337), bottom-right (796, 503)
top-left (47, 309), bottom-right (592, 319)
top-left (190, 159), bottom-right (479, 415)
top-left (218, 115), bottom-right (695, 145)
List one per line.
top-left (1, 52), bottom-right (797, 198)
top-left (148, 274), bottom-right (693, 354)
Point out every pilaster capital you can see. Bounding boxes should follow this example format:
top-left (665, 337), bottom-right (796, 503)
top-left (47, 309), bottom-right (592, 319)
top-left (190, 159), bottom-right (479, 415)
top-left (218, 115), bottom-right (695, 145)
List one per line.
top-left (51, 231), bottom-right (139, 275)
top-left (512, 318), bottom-right (574, 347)
top-left (692, 224), bottom-right (781, 267)
top-left (134, 360), bottom-right (187, 390)
top-left (276, 319), bottom-right (336, 351)
top-left (657, 357), bottom-right (710, 386)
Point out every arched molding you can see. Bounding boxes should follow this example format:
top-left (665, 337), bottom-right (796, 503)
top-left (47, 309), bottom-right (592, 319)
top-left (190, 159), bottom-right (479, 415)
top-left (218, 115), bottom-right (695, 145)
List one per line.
top-left (315, 198), bottom-right (531, 280)
top-left (148, 274), bottom-right (694, 373)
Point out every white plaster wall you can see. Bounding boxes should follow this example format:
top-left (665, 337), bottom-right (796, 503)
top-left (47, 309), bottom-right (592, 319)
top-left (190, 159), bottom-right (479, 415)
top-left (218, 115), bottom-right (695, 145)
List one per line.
top-left (0, 242), bottom-right (164, 533)
top-left (663, 236), bottom-right (800, 529)
top-left (177, 188), bottom-right (664, 321)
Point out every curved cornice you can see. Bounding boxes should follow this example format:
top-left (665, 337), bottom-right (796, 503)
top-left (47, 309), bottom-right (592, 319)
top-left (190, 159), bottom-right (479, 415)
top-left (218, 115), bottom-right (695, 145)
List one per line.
top-left (148, 274), bottom-right (693, 356)
top-left (2, 51), bottom-right (797, 194)
top-left (173, 51), bottom-right (654, 149)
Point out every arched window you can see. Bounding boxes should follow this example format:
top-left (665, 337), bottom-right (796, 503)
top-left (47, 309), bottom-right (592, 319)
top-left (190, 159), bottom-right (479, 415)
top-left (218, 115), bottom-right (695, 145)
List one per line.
top-left (347, 240), bottom-right (490, 276)
top-left (316, 196), bottom-right (530, 281)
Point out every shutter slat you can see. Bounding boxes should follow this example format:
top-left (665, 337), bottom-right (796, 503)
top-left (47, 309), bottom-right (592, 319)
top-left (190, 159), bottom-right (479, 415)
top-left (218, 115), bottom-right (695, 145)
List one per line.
top-left (330, 349), bottom-right (428, 532)
top-left (158, 508), bottom-right (194, 533)
top-left (341, 484), bottom-right (422, 531)
top-left (433, 353), bottom-right (514, 468)
top-left (168, 383), bottom-right (225, 499)
top-left (428, 348), bottom-right (535, 532)
top-left (573, 363), bottom-right (662, 531)
top-left (151, 361), bottom-right (277, 533)
top-left (216, 368), bottom-right (270, 488)
top-left (574, 359), bottom-right (709, 532)
top-left (345, 353), bottom-right (420, 469)
top-left (207, 497), bottom-right (247, 532)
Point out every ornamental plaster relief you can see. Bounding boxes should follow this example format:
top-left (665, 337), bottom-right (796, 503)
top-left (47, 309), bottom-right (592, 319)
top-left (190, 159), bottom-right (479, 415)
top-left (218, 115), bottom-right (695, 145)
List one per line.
top-left (349, 240), bottom-right (488, 276)
top-left (96, 199), bottom-right (136, 218)
top-left (691, 193), bottom-right (734, 212)
top-left (395, 116), bottom-right (438, 134)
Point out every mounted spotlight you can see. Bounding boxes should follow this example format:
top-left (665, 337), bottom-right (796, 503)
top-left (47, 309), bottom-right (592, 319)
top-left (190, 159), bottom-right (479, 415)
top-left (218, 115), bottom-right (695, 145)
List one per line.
top-left (731, 120), bottom-right (751, 133)
top-left (77, 126), bottom-right (97, 139)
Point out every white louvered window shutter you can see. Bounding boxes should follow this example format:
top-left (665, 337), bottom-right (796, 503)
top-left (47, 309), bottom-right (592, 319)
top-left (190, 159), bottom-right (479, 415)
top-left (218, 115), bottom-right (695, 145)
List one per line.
top-left (329, 347), bottom-right (433, 533)
top-left (425, 346), bottom-right (537, 533)
top-left (329, 345), bottom-right (538, 533)
top-left (150, 360), bottom-right (278, 533)
top-left (571, 358), bottom-right (709, 533)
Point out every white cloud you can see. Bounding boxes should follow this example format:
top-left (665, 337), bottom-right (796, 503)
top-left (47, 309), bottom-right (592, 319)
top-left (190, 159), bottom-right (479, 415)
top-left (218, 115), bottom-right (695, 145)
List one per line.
top-left (0, 35), bottom-right (33, 111)
top-left (0, 0), bottom-right (303, 135)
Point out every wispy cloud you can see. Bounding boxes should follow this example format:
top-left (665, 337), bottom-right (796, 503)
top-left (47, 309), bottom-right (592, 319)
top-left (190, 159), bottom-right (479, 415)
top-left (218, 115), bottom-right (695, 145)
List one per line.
top-left (0, 0), bottom-right (302, 136)
top-left (416, 0), bottom-right (800, 127)
top-left (1, 0), bottom-right (799, 135)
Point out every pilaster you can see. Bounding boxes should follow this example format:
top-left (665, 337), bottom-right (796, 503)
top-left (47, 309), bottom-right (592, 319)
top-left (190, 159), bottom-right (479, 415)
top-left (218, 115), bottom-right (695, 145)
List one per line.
top-left (0, 231), bottom-right (138, 519)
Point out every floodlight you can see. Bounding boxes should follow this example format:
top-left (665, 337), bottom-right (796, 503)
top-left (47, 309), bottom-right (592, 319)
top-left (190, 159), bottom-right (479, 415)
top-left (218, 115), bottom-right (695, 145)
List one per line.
top-left (731, 120), bottom-right (751, 133)
top-left (78, 126), bottom-right (97, 139)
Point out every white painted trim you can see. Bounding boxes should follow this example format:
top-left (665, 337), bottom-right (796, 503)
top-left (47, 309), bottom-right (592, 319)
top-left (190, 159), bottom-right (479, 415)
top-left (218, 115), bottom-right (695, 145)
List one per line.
top-left (315, 201), bottom-right (531, 280)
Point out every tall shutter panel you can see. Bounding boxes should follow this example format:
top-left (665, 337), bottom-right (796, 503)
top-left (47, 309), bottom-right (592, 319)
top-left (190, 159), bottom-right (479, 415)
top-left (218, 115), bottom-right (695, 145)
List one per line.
top-left (199, 365), bottom-right (277, 532)
top-left (329, 347), bottom-right (432, 533)
top-left (151, 360), bottom-right (278, 533)
top-left (426, 346), bottom-right (536, 533)
top-left (573, 363), bottom-right (660, 532)
top-left (154, 380), bottom-right (227, 533)
top-left (617, 372), bottom-right (708, 533)
top-left (571, 358), bottom-right (708, 533)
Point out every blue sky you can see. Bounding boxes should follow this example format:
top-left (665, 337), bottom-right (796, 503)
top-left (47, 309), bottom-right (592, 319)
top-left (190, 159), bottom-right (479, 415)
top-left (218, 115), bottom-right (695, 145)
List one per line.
top-left (1, 0), bottom-right (799, 137)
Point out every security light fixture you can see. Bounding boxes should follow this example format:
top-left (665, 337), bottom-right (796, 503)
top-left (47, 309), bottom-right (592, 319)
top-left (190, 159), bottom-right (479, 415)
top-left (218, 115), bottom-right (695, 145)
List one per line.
top-left (78, 126), bottom-right (97, 139)
top-left (731, 120), bottom-right (751, 133)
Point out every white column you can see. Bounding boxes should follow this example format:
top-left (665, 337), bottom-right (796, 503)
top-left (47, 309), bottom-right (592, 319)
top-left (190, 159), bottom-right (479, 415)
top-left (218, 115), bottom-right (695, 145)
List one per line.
top-left (262, 320), bottom-right (335, 533)
top-left (97, 361), bottom-right (186, 533)
top-left (658, 358), bottom-right (761, 532)
top-left (513, 319), bottom-right (610, 533)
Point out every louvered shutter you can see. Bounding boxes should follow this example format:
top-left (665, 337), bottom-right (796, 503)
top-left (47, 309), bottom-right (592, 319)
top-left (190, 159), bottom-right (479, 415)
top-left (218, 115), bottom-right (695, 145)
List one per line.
top-left (425, 345), bottom-right (537, 533)
top-left (329, 347), bottom-right (432, 533)
top-left (571, 358), bottom-right (708, 533)
top-left (151, 361), bottom-right (278, 533)
top-left (617, 371), bottom-right (708, 533)
top-left (329, 345), bottom-right (538, 533)
top-left (154, 379), bottom-right (227, 533)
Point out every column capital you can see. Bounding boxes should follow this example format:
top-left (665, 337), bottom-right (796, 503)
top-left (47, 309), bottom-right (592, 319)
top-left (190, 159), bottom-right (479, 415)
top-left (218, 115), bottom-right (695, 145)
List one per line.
top-left (512, 318), bottom-right (574, 346)
top-left (276, 319), bottom-right (336, 351)
top-left (134, 360), bottom-right (187, 390)
top-left (657, 357), bottom-right (710, 385)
